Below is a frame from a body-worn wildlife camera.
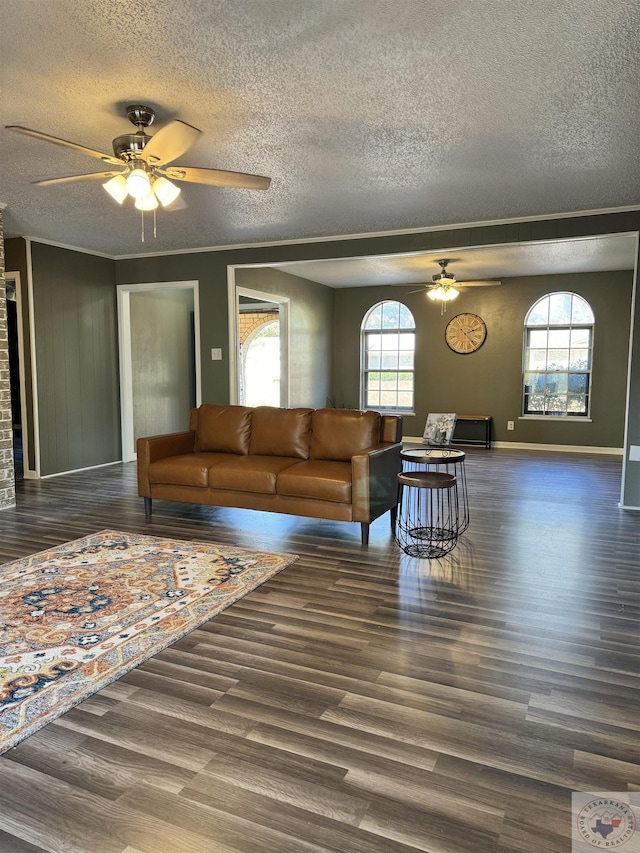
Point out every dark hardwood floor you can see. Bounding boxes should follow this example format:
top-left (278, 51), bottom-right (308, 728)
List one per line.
top-left (0, 449), bottom-right (638, 852)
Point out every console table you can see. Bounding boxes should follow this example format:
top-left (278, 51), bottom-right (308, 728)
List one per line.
top-left (452, 415), bottom-right (492, 449)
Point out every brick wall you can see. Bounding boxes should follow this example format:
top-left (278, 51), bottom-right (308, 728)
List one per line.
top-left (239, 310), bottom-right (279, 345)
top-left (0, 209), bottom-right (16, 509)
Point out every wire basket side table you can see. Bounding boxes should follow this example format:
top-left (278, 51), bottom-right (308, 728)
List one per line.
top-left (400, 448), bottom-right (470, 533)
top-left (395, 470), bottom-right (462, 558)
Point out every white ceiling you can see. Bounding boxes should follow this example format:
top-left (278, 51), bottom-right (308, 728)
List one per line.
top-left (1, 0), bottom-right (639, 259)
top-left (268, 234), bottom-right (638, 287)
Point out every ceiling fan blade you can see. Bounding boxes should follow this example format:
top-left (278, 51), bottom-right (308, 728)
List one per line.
top-left (161, 165), bottom-right (271, 190)
top-left (34, 170), bottom-right (126, 186)
top-left (141, 120), bottom-right (202, 167)
top-left (407, 287), bottom-right (431, 294)
top-left (6, 125), bottom-right (122, 166)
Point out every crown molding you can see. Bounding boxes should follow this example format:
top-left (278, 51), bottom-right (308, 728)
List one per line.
top-left (113, 204), bottom-right (640, 261)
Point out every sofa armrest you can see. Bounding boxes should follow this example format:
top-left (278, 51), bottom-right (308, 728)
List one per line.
top-left (136, 431), bottom-right (196, 497)
top-left (351, 442), bottom-right (402, 523)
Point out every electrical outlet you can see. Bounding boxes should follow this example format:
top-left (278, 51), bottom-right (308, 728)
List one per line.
top-left (507, 420), bottom-right (515, 431)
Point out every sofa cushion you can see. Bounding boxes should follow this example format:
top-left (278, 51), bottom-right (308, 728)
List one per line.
top-left (277, 460), bottom-right (352, 503)
top-left (149, 453), bottom-right (229, 488)
top-left (194, 404), bottom-right (252, 454)
top-left (249, 406), bottom-right (313, 459)
top-left (310, 409), bottom-right (381, 462)
top-left (209, 455), bottom-right (299, 494)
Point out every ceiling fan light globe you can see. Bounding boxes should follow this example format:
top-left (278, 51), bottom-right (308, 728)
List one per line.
top-left (134, 191), bottom-right (159, 211)
top-left (126, 167), bottom-right (151, 199)
top-left (445, 288), bottom-right (460, 301)
top-left (427, 289), bottom-right (439, 301)
top-left (102, 174), bottom-right (128, 204)
top-left (153, 176), bottom-right (181, 207)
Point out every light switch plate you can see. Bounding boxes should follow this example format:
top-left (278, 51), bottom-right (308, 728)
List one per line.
top-left (630, 445), bottom-right (640, 462)
top-left (211, 348), bottom-right (223, 361)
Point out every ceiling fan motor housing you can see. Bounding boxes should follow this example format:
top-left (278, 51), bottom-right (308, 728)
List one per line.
top-left (112, 132), bottom-right (151, 160)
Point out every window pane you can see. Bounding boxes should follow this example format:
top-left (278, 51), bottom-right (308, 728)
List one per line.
top-left (366, 334), bottom-right (383, 352)
top-left (567, 395), bottom-right (587, 414)
top-left (571, 296), bottom-right (595, 324)
top-left (546, 373), bottom-right (568, 394)
top-left (547, 349), bottom-right (569, 369)
top-left (367, 390), bottom-right (380, 406)
top-left (568, 373), bottom-right (588, 393)
top-left (399, 351), bottom-right (414, 368)
top-left (527, 394), bottom-right (545, 411)
top-left (380, 391), bottom-right (398, 407)
top-left (548, 329), bottom-right (570, 348)
top-left (527, 297), bottom-right (549, 325)
top-left (526, 349), bottom-right (547, 370)
top-left (398, 303), bottom-right (415, 329)
top-left (546, 396), bottom-right (567, 414)
top-left (364, 304), bottom-right (382, 330)
top-left (381, 352), bottom-right (399, 369)
top-left (569, 348), bottom-right (591, 370)
top-left (399, 333), bottom-right (415, 350)
top-left (524, 372), bottom-right (545, 392)
top-left (367, 352), bottom-right (381, 370)
top-left (529, 329), bottom-right (548, 348)
top-left (570, 328), bottom-right (591, 348)
top-left (397, 391), bottom-right (413, 408)
top-left (549, 293), bottom-right (572, 324)
top-left (382, 302), bottom-right (400, 329)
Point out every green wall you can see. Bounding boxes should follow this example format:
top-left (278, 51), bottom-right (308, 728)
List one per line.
top-left (31, 243), bottom-right (120, 476)
top-left (333, 270), bottom-right (633, 446)
top-left (235, 267), bottom-right (334, 408)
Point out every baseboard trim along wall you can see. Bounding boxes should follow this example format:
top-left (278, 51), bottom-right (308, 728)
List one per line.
top-left (39, 460), bottom-right (124, 479)
top-left (402, 436), bottom-right (623, 455)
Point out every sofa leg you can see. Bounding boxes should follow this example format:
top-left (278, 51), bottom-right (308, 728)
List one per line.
top-left (144, 497), bottom-right (152, 517)
top-left (360, 522), bottom-right (370, 546)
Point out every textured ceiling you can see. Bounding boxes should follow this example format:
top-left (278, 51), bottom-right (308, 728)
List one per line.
top-left (1, 0), bottom-right (639, 259)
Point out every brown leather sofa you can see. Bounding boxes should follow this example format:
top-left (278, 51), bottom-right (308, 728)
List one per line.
top-left (137, 404), bottom-right (403, 545)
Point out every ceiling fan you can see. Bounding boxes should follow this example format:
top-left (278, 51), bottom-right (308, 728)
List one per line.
top-left (407, 259), bottom-right (501, 301)
top-left (6, 104), bottom-right (271, 232)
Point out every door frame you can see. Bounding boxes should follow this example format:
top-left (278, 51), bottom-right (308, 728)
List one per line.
top-left (227, 271), bottom-right (290, 406)
top-left (4, 270), bottom-right (37, 478)
top-left (117, 280), bottom-right (201, 462)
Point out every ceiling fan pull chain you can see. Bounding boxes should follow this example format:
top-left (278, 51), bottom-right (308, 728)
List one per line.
top-left (141, 209), bottom-right (145, 243)
top-left (153, 207), bottom-right (157, 239)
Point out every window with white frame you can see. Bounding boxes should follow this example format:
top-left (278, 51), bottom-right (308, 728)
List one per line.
top-left (361, 300), bottom-right (415, 412)
top-left (522, 292), bottom-right (594, 417)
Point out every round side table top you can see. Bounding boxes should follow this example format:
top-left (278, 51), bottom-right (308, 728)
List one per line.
top-left (397, 471), bottom-right (457, 489)
top-left (401, 448), bottom-right (466, 463)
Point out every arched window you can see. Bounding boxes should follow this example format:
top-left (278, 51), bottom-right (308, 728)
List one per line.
top-left (361, 300), bottom-right (415, 412)
top-left (523, 292), bottom-right (594, 417)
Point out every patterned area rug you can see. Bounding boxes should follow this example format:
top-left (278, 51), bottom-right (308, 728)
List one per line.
top-left (0, 529), bottom-right (297, 754)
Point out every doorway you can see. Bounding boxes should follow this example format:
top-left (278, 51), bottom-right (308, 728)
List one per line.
top-left (117, 281), bottom-right (201, 462)
top-left (229, 285), bottom-right (289, 407)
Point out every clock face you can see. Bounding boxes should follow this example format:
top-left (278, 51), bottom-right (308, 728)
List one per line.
top-left (445, 313), bottom-right (487, 354)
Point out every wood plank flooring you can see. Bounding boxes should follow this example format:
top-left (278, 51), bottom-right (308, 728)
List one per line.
top-left (0, 449), bottom-right (638, 852)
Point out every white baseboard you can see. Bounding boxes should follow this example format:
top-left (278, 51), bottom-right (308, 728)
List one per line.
top-left (402, 436), bottom-right (623, 455)
top-left (40, 460), bottom-right (123, 479)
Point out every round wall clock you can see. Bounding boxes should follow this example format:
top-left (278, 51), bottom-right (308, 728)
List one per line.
top-left (445, 313), bottom-right (487, 354)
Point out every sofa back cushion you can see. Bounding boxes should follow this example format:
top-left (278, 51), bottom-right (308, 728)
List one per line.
top-left (249, 406), bottom-right (313, 458)
top-left (310, 409), bottom-right (381, 462)
top-left (194, 404), bottom-right (252, 455)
